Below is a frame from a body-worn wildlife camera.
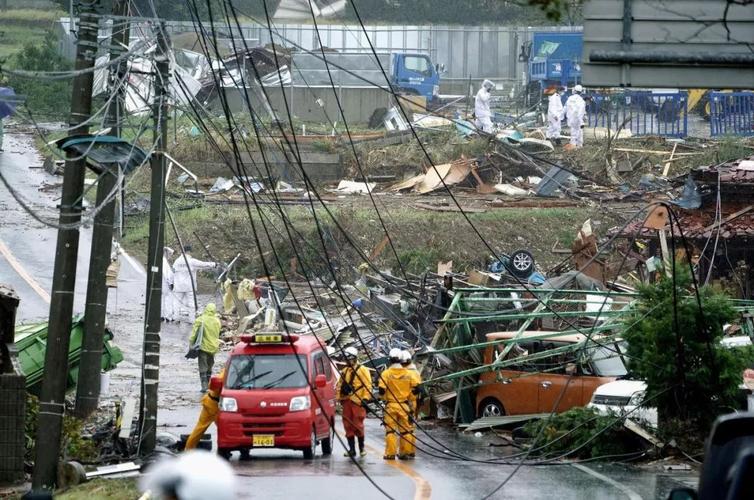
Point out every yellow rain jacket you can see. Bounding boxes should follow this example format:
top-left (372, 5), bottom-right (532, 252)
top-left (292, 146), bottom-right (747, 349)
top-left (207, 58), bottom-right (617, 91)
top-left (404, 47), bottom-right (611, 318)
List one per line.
top-left (189, 303), bottom-right (222, 354)
top-left (378, 365), bottom-right (418, 405)
top-left (336, 363), bottom-right (373, 405)
top-left (379, 364), bottom-right (420, 458)
top-left (185, 368), bottom-right (225, 450)
top-left (237, 278), bottom-right (256, 301)
top-left (221, 279), bottom-right (235, 314)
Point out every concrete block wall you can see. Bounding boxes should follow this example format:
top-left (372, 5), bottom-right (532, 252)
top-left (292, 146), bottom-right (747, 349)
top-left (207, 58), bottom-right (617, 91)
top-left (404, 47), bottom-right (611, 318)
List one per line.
top-left (0, 374), bottom-right (25, 485)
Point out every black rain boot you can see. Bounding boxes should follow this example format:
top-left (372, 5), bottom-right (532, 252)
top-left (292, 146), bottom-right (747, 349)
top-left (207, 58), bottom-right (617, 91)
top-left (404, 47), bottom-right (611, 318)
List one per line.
top-left (343, 436), bottom-right (356, 457)
top-left (358, 436), bottom-right (366, 457)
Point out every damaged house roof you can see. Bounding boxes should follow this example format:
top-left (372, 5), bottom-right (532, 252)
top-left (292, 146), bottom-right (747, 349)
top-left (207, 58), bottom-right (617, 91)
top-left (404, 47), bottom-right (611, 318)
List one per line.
top-left (613, 155), bottom-right (754, 241)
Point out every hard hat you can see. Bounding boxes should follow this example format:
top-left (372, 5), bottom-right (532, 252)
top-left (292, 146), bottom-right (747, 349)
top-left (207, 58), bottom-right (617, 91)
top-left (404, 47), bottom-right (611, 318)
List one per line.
top-left (389, 348), bottom-right (402, 360)
top-left (400, 350), bottom-right (412, 363)
top-left (344, 346), bottom-right (358, 359)
top-left (574, 84), bottom-right (583, 93)
top-left (164, 246), bottom-right (175, 256)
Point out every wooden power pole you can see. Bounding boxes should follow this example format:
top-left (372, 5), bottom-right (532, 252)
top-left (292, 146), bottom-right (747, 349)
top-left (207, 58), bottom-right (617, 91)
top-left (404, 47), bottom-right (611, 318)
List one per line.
top-left (75, 0), bottom-right (131, 418)
top-left (31, 0), bottom-right (100, 491)
top-left (139, 22), bottom-right (170, 455)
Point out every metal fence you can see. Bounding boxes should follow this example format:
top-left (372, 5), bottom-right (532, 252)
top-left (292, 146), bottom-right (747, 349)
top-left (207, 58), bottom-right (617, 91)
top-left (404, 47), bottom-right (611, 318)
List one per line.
top-left (710, 92), bottom-right (754, 137)
top-left (587, 91), bottom-right (688, 138)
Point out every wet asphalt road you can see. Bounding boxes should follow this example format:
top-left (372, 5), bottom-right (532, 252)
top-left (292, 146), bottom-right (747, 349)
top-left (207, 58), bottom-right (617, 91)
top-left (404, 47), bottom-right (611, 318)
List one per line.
top-left (1, 132), bottom-right (699, 499)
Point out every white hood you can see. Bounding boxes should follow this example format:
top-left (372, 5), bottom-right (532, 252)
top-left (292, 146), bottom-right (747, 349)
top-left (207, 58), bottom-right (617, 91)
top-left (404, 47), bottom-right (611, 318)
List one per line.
top-left (592, 379), bottom-right (646, 397)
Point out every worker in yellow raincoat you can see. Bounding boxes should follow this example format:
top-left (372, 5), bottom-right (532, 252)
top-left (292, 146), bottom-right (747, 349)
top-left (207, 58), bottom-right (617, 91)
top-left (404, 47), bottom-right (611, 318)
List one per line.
top-left (221, 279), bottom-right (235, 314)
top-left (336, 346), bottom-right (373, 458)
top-left (399, 350), bottom-right (423, 459)
top-left (185, 369), bottom-right (225, 450)
top-left (378, 348), bottom-right (419, 460)
top-left (189, 303), bottom-right (222, 393)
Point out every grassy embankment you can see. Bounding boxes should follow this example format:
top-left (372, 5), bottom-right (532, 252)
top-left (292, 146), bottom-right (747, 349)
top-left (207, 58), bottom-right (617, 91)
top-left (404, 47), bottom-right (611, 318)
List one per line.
top-left (57, 478), bottom-right (139, 500)
top-left (121, 199), bottom-right (609, 281)
top-left (0, 9), bottom-right (64, 59)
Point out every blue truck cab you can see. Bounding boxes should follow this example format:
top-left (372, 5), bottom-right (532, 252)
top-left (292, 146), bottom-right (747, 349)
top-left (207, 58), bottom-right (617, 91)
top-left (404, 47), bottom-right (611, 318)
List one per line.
top-left (391, 52), bottom-right (441, 103)
top-left (528, 31), bottom-right (582, 91)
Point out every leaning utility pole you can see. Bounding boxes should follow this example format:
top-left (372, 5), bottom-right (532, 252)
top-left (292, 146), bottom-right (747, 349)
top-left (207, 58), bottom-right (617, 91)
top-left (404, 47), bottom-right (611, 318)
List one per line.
top-left (139, 22), bottom-right (170, 455)
top-left (75, 0), bottom-right (131, 418)
top-left (31, 1), bottom-right (100, 492)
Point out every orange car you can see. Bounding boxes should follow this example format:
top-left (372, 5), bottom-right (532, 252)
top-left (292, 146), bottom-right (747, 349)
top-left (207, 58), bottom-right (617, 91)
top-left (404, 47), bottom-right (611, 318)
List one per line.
top-left (475, 331), bottom-right (627, 418)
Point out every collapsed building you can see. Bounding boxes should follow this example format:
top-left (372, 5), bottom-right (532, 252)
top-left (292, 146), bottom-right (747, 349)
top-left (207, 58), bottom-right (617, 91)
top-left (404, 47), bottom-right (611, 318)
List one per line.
top-left (614, 155), bottom-right (754, 298)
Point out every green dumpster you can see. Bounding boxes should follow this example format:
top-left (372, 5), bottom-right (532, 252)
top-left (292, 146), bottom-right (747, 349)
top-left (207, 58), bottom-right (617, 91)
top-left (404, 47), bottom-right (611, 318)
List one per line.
top-left (14, 314), bottom-right (124, 395)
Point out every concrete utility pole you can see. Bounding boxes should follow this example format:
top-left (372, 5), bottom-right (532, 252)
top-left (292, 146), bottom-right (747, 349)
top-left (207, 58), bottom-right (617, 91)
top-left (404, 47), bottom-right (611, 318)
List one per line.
top-left (31, 0), bottom-right (100, 492)
top-left (139, 22), bottom-right (170, 454)
top-left (75, 0), bottom-right (131, 419)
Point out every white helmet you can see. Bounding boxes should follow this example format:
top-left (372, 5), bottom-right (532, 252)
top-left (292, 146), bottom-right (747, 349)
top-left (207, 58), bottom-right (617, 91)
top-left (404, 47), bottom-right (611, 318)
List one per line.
top-left (573, 84), bottom-right (583, 93)
top-left (344, 346), bottom-right (358, 359)
top-left (389, 348), bottom-right (402, 360)
top-left (400, 350), bottom-right (412, 364)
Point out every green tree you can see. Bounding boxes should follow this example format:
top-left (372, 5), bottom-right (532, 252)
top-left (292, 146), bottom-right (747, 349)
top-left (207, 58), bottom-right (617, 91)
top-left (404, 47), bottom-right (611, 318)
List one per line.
top-left (623, 270), bottom-right (741, 435)
top-left (7, 31), bottom-right (72, 119)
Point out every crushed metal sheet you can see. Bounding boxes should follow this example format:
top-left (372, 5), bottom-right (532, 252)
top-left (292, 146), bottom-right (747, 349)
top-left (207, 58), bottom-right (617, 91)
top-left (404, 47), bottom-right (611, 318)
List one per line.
top-left (462, 414), bottom-right (550, 432)
top-left (389, 160), bottom-right (473, 194)
top-left (494, 183), bottom-right (529, 196)
top-left (209, 177), bottom-right (235, 193)
top-left (333, 180), bottom-right (375, 194)
top-left (389, 173), bottom-right (425, 192)
top-left (416, 161), bottom-right (472, 194)
top-left (413, 113), bottom-right (453, 128)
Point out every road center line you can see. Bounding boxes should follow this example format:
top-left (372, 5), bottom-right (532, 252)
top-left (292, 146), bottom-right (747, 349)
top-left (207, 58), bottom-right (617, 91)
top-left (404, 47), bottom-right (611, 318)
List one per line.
top-left (0, 238), bottom-right (51, 304)
top-left (362, 436), bottom-right (432, 500)
top-left (571, 463), bottom-right (642, 500)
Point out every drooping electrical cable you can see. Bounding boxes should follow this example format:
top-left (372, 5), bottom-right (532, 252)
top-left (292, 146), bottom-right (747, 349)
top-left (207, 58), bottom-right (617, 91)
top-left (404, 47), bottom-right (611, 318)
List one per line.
top-left (135, 0), bottom-right (716, 480)
top-left (179, 0), bottom-right (668, 472)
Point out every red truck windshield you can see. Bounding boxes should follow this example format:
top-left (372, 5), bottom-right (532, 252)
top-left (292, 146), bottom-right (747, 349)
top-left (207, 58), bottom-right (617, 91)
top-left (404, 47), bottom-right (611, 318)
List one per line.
top-left (226, 354), bottom-right (309, 390)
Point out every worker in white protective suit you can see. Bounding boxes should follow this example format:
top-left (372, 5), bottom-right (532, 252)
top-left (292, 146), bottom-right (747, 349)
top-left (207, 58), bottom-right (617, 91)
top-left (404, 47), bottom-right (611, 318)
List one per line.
top-left (565, 84), bottom-right (587, 148)
top-left (474, 79), bottom-right (495, 133)
top-left (173, 245), bottom-right (218, 322)
top-left (546, 87), bottom-right (565, 144)
top-left (162, 247), bottom-right (176, 322)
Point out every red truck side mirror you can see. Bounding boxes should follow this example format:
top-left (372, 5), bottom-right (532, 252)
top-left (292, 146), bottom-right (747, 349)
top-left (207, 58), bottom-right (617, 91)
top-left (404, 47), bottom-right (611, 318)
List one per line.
top-left (315, 374), bottom-right (327, 389)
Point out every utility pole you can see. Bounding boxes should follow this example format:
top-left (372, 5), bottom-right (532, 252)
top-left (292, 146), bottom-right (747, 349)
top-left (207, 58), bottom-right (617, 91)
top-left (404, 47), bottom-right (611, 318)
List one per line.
top-left (75, 0), bottom-right (131, 418)
top-left (31, 1), bottom-right (100, 492)
top-left (139, 22), bottom-right (170, 455)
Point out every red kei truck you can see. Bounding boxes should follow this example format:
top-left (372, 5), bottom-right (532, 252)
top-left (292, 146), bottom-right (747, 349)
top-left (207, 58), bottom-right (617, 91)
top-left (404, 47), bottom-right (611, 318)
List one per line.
top-left (213, 333), bottom-right (337, 460)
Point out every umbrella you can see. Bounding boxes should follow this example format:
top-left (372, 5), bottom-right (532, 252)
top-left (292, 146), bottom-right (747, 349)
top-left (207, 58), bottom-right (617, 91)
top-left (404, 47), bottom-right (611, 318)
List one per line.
top-left (0, 87), bottom-right (20, 119)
